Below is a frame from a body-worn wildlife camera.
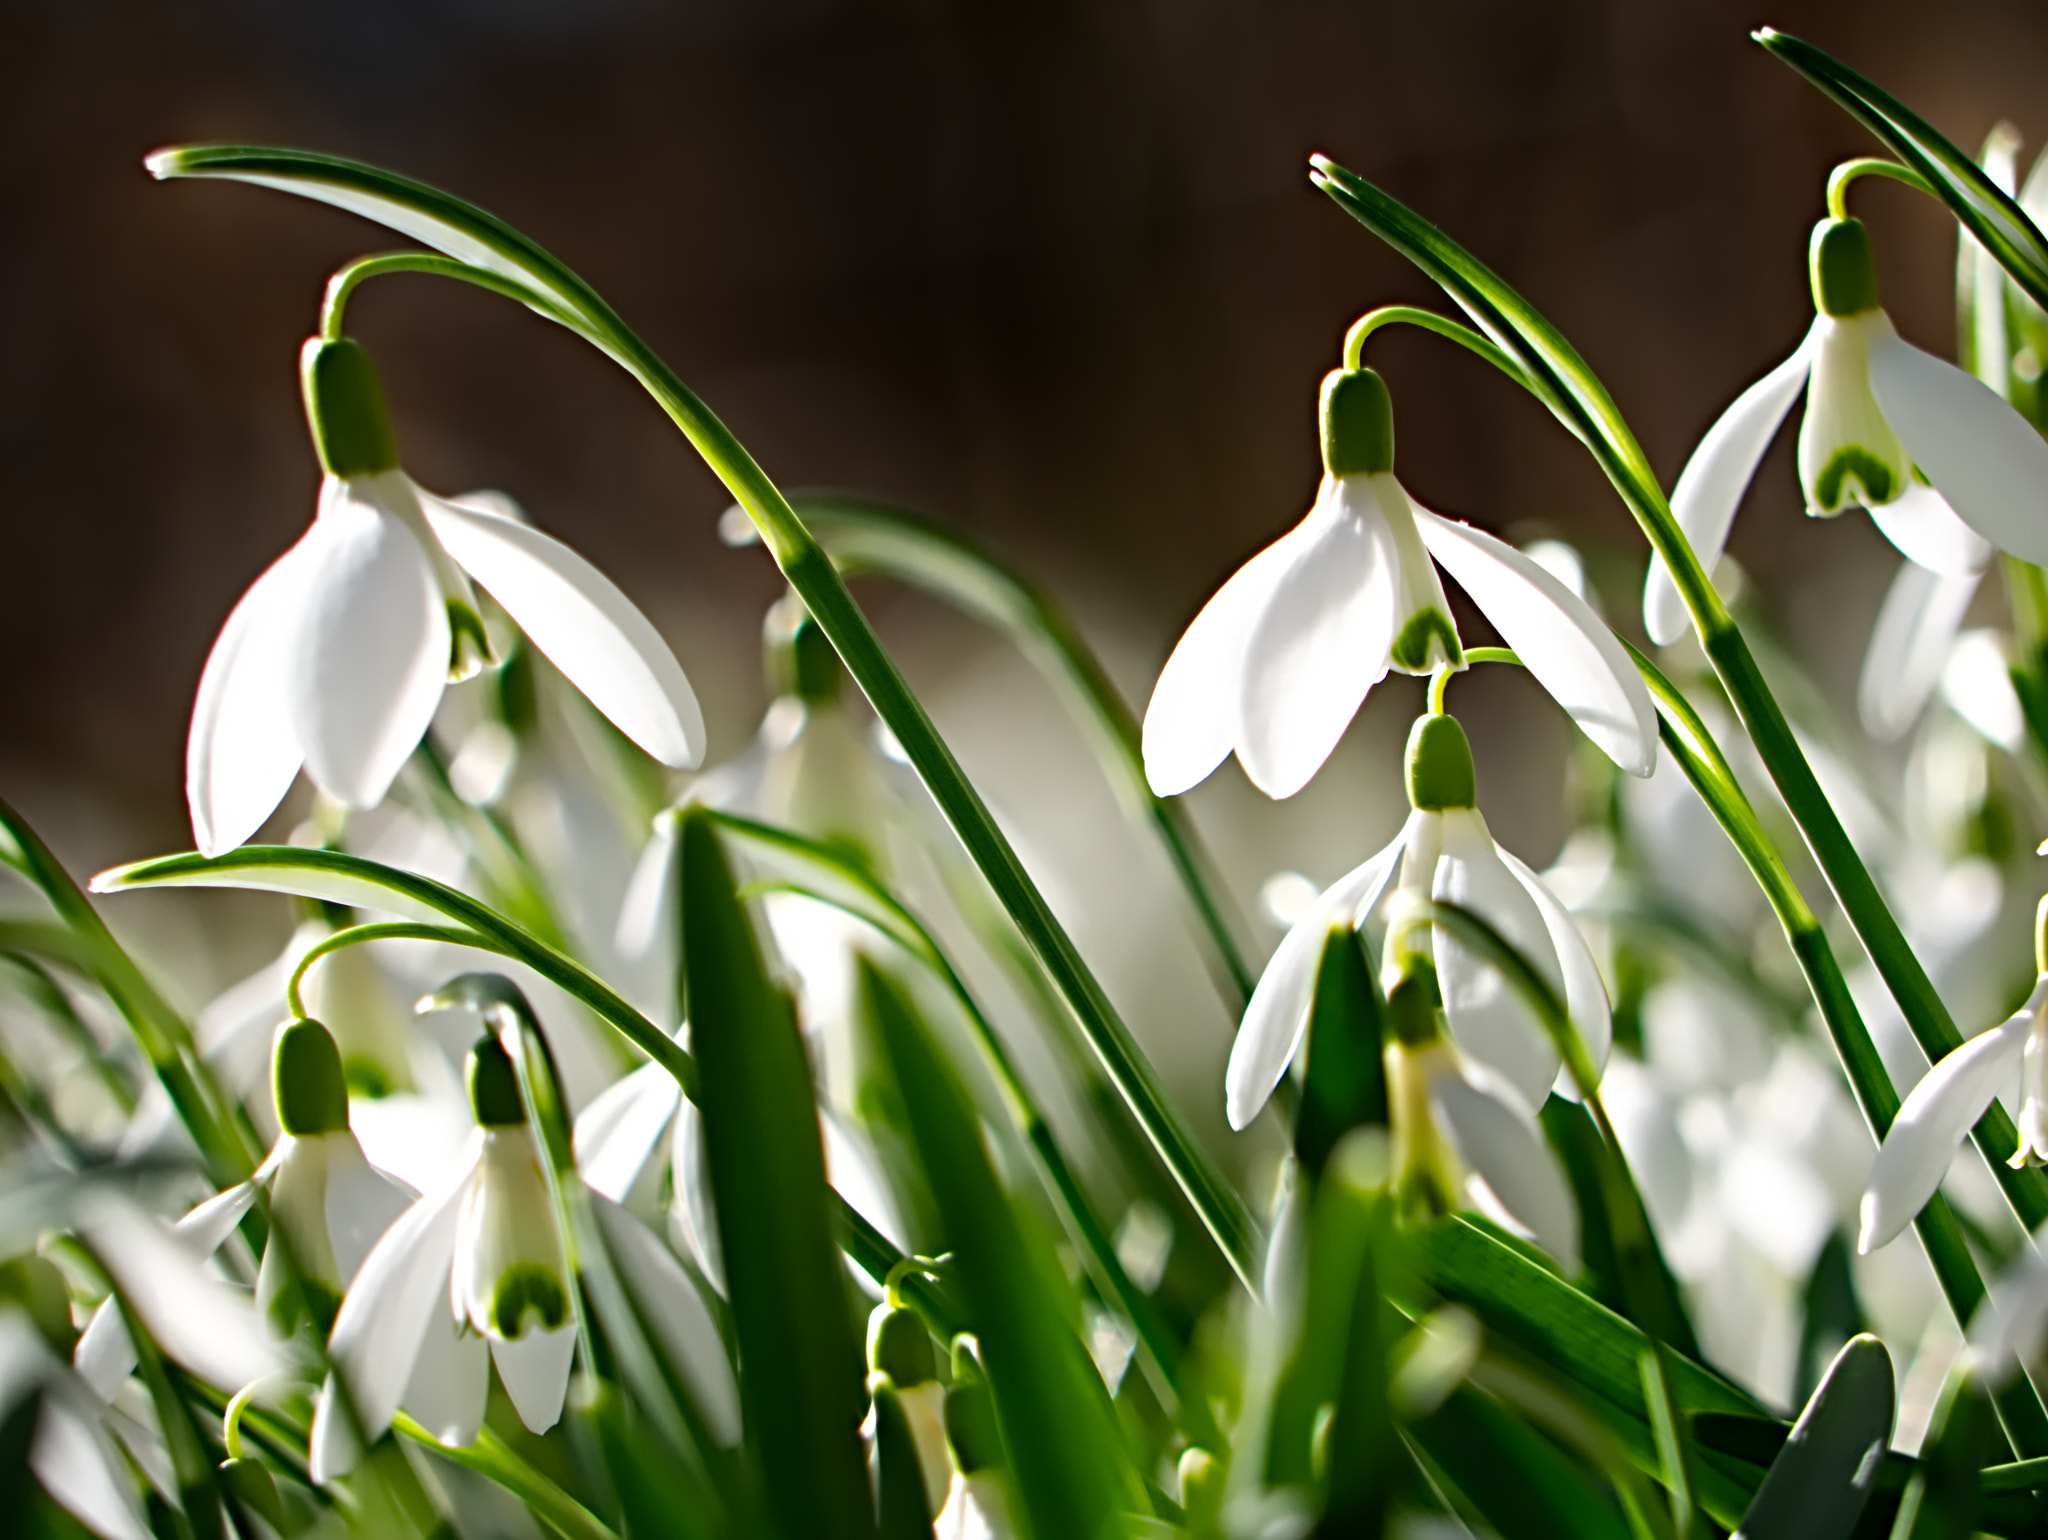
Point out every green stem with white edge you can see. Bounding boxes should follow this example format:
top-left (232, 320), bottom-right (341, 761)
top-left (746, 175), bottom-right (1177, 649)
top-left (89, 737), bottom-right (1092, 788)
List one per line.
top-left (755, 493), bottom-right (1259, 1015)
top-left (1311, 159), bottom-right (2048, 1240)
top-left (151, 144), bottom-right (1257, 1291)
top-left (321, 251), bottom-right (588, 340)
top-left (1343, 306), bottom-right (1550, 404)
top-left (1825, 157), bottom-right (1936, 221)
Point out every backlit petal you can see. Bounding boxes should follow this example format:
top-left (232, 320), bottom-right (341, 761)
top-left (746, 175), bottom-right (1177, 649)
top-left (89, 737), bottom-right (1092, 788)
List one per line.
top-left (1234, 482), bottom-right (1397, 799)
top-left (591, 1193), bottom-right (740, 1445)
top-left (423, 489), bottom-right (705, 768)
top-left (1417, 512), bottom-right (1657, 776)
top-left (1868, 330), bottom-right (2048, 568)
top-left (291, 478), bottom-right (449, 807)
top-left (1497, 849), bottom-right (1611, 1098)
top-left (1644, 330), bottom-right (1815, 645)
top-left (186, 534), bottom-right (318, 855)
top-left (324, 1133), bottom-right (419, 1284)
top-left (1432, 1060), bottom-right (1579, 1272)
top-left (401, 1295), bottom-right (488, 1448)
top-left (574, 1062), bottom-right (682, 1205)
top-left (1859, 562), bottom-right (1982, 743)
top-left (489, 1326), bottom-right (576, 1435)
top-left (1866, 481), bottom-right (1994, 576)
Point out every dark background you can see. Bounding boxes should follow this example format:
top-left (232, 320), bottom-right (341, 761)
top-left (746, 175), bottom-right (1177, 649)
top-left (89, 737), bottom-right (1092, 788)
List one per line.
top-left (6, 1), bottom-right (2046, 1003)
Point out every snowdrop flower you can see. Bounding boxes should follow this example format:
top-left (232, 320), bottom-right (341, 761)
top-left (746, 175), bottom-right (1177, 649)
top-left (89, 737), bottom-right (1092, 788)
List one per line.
top-left (1859, 899), bottom-right (2048, 1255)
top-left (1225, 712), bottom-right (1611, 1130)
top-left (75, 1018), bottom-right (413, 1397)
top-left (187, 335), bottom-right (706, 857)
top-left (1644, 215), bottom-right (2048, 649)
top-left (867, 1302), bottom-right (951, 1514)
top-left (1143, 365), bottom-right (1657, 800)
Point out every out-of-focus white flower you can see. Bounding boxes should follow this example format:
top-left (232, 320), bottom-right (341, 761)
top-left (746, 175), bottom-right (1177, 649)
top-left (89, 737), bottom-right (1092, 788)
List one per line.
top-left (0, 1309), bottom-right (154, 1540)
top-left (1645, 215), bottom-right (2048, 648)
top-left (186, 336), bottom-right (704, 856)
top-left (1145, 367), bottom-right (1656, 800)
top-left (1226, 713), bottom-right (1610, 1130)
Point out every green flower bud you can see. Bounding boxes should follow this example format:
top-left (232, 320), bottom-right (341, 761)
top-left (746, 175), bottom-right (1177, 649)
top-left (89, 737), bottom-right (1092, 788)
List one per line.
top-left (944, 1344), bottom-right (1005, 1475)
top-left (1177, 1446), bottom-right (1224, 1530)
top-left (300, 337), bottom-right (400, 478)
top-left (764, 593), bottom-right (842, 704)
top-left (466, 1035), bottom-right (526, 1128)
top-left (1320, 368), bottom-right (1396, 478)
top-left (220, 1457), bottom-right (284, 1531)
top-left (868, 1302), bottom-right (938, 1388)
top-left (1404, 713), bottom-right (1476, 811)
top-left (1810, 218), bottom-right (1881, 319)
top-left (273, 1018), bottom-right (350, 1137)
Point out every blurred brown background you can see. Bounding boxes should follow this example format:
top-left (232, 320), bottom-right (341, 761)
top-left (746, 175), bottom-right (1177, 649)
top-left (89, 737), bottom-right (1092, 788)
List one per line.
top-left (5, 1), bottom-right (2047, 1019)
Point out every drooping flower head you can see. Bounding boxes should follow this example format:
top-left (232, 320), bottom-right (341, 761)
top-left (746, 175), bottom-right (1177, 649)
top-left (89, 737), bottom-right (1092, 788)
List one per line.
top-left (187, 335), bottom-right (706, 856)
top-left (1143, 364), bottom-right (1657, 800)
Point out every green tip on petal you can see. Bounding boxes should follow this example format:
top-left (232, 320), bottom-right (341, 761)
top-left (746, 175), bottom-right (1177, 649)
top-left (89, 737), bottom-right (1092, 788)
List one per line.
top-left (1404, 713), bottom-right (1476, 811)
top-left (868, 1302), bottom-right (938, 1387)
top-left (1320, 367), bottom-right (1396, 478)
top-left (489, 1261), bottom-right (569, 1338)
top-left (1390, 609), bottom-right (1465, 675)
top-left (763, 593), bottom-right (842, 704)
top-left (1383, 955), bottom-right (1444, 1049)
top-left (467, 1034), bottom-right (526, 1128)
top-left (273, 1018), bottom-right (350, 1136)
top-left (1810, 218), bottom-right (1882, 318)
top-left (300, 336), bottom-right (400, 478)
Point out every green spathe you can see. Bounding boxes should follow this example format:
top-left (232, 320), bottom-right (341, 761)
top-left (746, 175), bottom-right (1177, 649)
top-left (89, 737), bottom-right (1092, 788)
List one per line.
top-left (1321, 368), bottom-right (1396, 478)
top-left (868, 1302), bottom-right (938, 1388)
top-left (300, 336), bottom-right (400, 478)
top-left (1810, 218), bottom-right (1881, 319)
top-left (468, 1035), bottom-right (526, 1128)
top-left (273, 1018), bottom-right (350, 1136)
top-left (1404, 713), bottom-right (1476, 811)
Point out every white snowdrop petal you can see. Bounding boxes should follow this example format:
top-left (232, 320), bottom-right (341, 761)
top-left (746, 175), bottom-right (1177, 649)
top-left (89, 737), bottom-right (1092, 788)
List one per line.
top-left (1644, 330), bottom-right (1816, 645)
top-left (1859, 563), bottom-right (1983, 743)
top-left (1141, 521), bottom-right (1300, 797)
top-left (32, 1396), bottom-right (151, 1540)
top-left (1225, 821), bottom-right (1412, 1130)
top-left (185, 534), bottom-right (318, 856)
top-left (1416, 511), bottom-right (1658, 776)
top-left (615, 822), bottom-right (679, 968)
top-left (1868, 331), bottom-right (2048, 568)
top-left (574, 1063), bottom-right (683, 1205)
top-left (1431, 810), bottom-right (1564, 1111)
top-left (672, 1097), bottom-right (724, 1294)
top-left (323, 1134), bottom-right (420, 1285)
top-left (291, 482), bottom-right (450, 807)
top-left (1866, 481), bottom-right (1994, 577)
top-left (1859, 1007), bottom-right (2033, 1254)
top-left (1432, 1063), bottom-right (1580, 1273)
top-left (1970, 1247), bottom-right (2048, 1386)
top-left (1234, 490), bottom-right (1397, 799)
top-left (590, 1193), bottom-right (740, 1445)
top-left (489, 1326), bottom-right (576, 1435)
top-left (1497, 849), bottom-right (1611, 1098)
top-left (1942, 629), bottom-right (2027, 751)
top-left (423, 490), bottom-right (706, 768)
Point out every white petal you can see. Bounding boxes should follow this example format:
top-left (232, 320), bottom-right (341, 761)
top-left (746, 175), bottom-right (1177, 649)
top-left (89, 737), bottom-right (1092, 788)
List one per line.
top-left (422, 489), bottom-right (705, 768)
top-left (590, 1193), bottom-right (740, 1445)
top-left (32, 1396), bottom-right (152, 1540)
top-left (1942, 629), bottom-right (2027, 751)
top-left (185, 534), bottom-right (317, 856)
top-left (1859, 563), bottom-right (1983, 743)
top-left (327, 1162), bottom-right (471, 1441)
top-left (1644, 331), bottom-right (1816, 645)
top-left (1432, 1061), bottom-right (1580, 1273)
top-left (615, 821), bottom-right (679, 968)
top-left (1496, 850), bottom-right (1611, 1098)
top-left (1859, 1005), bottom-right (2034, 1254)
top-left (291, 479), bottom-right (449, 807)
top-left (1141, 518), bottom-right (1301, 797)
top-left (1416, 511), bottom-right (1658, 777)
top-left (1431, 810), bottom-right (1563, 1112)
top-left (1224, 820), bottom-right (1412, 1130)
top-left (1969, 1245), bottom-right (2048, 1386)
top-left (1866, 481), bottom-right (1994, 576)
top-left (489, 1326), bottom-right (576, 1434)
top-left (1234, 483), bottom-right (1398, 799)
top-left (671, 1097), bottom-right (724, 1293)
top-left (401, 1293), bottom-right (489, 1448)
top-left (323, 1134), bottom-right (420, 1285)
top-left (1868, 330), bottom-right (2048, 568)
top-left (573, 1063), bottom-right (682, 1204)
top-left (71, 1303), bottom-right (137, 1405)
top-left (176, 1178), bottom-right (263, 1253)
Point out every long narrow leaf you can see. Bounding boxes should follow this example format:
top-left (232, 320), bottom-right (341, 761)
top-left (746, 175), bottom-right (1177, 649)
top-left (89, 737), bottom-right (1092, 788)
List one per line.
top-left (1734, 1335), bottom-right (1893, 1540)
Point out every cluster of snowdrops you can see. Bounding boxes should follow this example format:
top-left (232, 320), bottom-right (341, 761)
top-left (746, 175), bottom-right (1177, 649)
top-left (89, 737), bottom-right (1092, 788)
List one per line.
top-left (12, 27), bottom-right (2048, 1540)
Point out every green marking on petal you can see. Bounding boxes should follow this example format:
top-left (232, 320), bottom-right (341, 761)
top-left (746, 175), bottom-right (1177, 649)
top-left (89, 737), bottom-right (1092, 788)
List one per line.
top-left (489, 1261), bottom-right (569, 1338)
top-left (1389, 608), bottom-right (1464, 675)
top-left (447, 599), bottom-right (495, 682)
top-left (1809, 446), bottom-right (1899, 513)
top-left (1383, 955), bottom-right (1446, 1050)
top-left (342, 1057), bottom-right (393, 1100)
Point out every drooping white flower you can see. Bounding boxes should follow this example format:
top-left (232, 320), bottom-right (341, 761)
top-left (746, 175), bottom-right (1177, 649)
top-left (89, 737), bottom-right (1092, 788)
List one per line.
top-left (1644, 215), bottom-right (2048, 649)
top-left (310, 1032), bottom-right (735, 1482)
top-left (186, 336), bottom-right (705, 857)
top-left (1225, 712), bottom-right (1610, 1131)
top-left (1859, 972), bottom-right (2048, 1256)
top-left (1144, 366), bottom-right (1657, 800)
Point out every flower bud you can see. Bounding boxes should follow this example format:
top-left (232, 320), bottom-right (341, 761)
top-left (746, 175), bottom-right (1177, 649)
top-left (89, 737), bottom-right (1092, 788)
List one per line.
top-left (868, 1302), bottom-right (938, 1388)
top-left (1320, 368), bottom-right (1396, 478)
top-left (943, 1347), bottom-right (1005, 1476)
top-left (1810, 218), bottom-right (1881, 319)
top-left (1404, 713), bottom-right (1476, 812)
top-left (300, 336), bottom-right (400, 478)
top-left (273, 1018), bottom-right (350, 1137)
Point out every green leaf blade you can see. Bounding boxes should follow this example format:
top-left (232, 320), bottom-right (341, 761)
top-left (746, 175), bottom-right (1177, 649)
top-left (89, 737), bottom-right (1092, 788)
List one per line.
top-left (1735, 1334), bottom-right (1894, 1540)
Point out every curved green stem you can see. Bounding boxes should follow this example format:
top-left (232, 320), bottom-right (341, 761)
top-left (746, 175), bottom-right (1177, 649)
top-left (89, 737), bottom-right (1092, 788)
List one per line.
top-left (395, 1415), bottom-right (620, 1540)
top-left (322, 251), bottom-right (586, 339)
top-left (1343, 306), bottom-right (1549, 402)
top-left (285, 921), bottom-right (480, 1018)
top-left (1825, 157), bottom-right (1937, 221)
